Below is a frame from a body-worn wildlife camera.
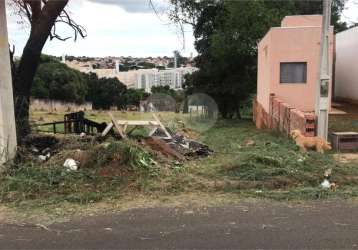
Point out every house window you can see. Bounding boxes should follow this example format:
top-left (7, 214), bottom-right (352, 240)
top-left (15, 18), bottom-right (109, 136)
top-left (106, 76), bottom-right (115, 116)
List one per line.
top-left (280, 62), bottom-right (307, 84)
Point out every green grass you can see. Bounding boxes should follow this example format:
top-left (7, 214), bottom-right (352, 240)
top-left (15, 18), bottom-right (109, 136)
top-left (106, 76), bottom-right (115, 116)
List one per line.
top-left (0, 141), bottom-right (159, 205)
top-left (2, 112), bottom-right (358, 211)
top-left (149, 119), bottom-right (358, 200)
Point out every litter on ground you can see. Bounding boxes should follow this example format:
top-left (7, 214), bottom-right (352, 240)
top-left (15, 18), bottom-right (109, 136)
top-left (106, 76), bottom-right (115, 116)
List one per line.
top-left (63, 158), bottom-right (79, 171)
top-left (321, 179), bottom-right (331, 189)
top-left (24, 111), bottom-right (213, 178)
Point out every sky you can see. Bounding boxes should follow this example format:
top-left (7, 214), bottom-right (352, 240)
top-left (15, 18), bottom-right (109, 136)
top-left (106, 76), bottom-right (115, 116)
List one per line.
top-left (6, 0), bottom-right (196, 57)
top-left (5, 0), bottom-right (358, 58)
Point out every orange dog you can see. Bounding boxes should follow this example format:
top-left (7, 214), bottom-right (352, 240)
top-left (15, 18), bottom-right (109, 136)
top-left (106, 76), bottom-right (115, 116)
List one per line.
top-left (290, 129), bottom-right (331, 153)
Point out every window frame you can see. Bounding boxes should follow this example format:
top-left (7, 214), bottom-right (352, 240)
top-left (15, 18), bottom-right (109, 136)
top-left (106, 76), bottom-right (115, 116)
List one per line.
top-left (279, 62), bottom-right (307, 84)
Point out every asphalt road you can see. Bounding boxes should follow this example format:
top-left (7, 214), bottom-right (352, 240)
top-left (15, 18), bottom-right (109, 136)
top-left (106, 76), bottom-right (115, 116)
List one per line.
top-left (1, 201), bottom-right (358, 249)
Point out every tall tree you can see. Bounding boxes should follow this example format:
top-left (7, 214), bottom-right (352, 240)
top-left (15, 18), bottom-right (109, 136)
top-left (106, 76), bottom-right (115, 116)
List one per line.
top-left (8, 0), bottom-right (85, 140)
top-left (84, 73), bottom-right (127, 110)
top-left (32, 55), bottom-right (88, 103)
top-left (120, 88), bottom-right (148, 108)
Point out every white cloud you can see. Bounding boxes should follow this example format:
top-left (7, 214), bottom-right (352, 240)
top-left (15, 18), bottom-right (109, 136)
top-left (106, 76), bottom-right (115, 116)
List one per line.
top-left (6, 0), bottom-right (196, 57)
top-left (87, 0), bottom-right (167, 13)
top-left (342, 0), bottom-right (358, 25)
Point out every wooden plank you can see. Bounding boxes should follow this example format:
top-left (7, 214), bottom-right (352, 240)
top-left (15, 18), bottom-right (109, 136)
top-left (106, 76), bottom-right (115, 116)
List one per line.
top-left (109, 113), bottom-right (127, 139)
top-left (101, 122), bottom-right (113, 137)
top-left (148, 127), bottom-right (158, 137)
top-left (114, 120), bottom-right (160, 126)
top-left (149, 121), bottom-right (158, 126)
top-left (152, 113), bottom-right (172, 139)
top-left (144, 137), bottom-right (185, 160)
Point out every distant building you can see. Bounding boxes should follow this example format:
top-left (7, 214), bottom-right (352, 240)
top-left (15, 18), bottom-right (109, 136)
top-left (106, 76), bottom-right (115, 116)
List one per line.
top-left (64, 56), bottom-right (197, 92)
top-left (136, 67), bottom-right (198, 92)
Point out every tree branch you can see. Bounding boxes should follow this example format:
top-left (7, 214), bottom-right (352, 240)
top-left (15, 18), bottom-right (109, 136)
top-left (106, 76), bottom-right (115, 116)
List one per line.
top-left (10, 0), bottom-right (86, 41)
top-left (51, 9), bottom-right (87, 41)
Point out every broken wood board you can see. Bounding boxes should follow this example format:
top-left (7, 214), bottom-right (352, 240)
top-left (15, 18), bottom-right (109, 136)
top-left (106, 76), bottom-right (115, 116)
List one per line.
top-left (101, 122), bottom-right (114, 137)
top-left (143, 137), bottom-right (185, 160)
top-left (104, 113), bottom-right (172, 139)
top-left (109, 113), bottom-right (127, 139)
top-left (112, 120), bottom-right (159, 126)
top-left (152, 113), bottom-right (172, 139)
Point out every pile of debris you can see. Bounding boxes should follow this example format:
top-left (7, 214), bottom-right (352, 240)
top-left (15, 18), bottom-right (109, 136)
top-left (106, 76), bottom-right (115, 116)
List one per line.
top-left (24, 112), bottom-right (212, 172)
top-left (140, 133), bottom-right (212, 161)
top-left (23, 135), bottom-right (60, 162)
top-left (169, 132), bottom-right (213, 157)
top-left (103, 112), bottom-right (213, 161)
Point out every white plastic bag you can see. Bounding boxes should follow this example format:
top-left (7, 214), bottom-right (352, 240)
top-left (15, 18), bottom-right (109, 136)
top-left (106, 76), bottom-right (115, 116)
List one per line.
top-left (63, 158), bottom-right (79, 171)
top-left (321, 179), bottom-right (331, 189)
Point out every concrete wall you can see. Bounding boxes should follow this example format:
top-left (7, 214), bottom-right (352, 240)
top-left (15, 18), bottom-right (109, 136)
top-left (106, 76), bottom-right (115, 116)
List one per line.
top-left (257, 31), bottom-right (272, 112)
top-left (257, 15), bottom-right (334, 113)
top-left (30, 98), bottom-right (92, 112)
top-left (335, 26), bottom-right (358, 103)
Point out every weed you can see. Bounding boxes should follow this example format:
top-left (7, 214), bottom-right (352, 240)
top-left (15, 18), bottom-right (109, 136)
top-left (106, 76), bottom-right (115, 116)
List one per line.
top-left (0, 141), bottom-right (160, 205)
top-left (3, 111), bottom-right (358, 211)
top-left (171, 161), bottom-right (185, 173)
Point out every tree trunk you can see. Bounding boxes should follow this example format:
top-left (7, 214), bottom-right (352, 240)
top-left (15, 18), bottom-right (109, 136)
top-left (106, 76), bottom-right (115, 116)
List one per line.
top-left (220, 101), bottom-right (228, 119)
top-left (13, 94), bottom-right (31, 138)
top-left (183, 98), bottom-right (189, 113)
top-left (236, 101), bottom-right (241, 119)
top-left (12, 0), bottom-right (69, 142)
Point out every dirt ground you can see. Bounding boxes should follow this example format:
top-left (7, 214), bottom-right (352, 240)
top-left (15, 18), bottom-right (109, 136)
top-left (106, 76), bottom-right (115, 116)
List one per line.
top-left (334, 153), bottom-right (358, 163)
top-left (329, 102), bottom-right (358, 133)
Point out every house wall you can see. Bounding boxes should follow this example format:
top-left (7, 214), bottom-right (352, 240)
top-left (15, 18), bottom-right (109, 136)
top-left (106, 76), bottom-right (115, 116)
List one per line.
top-left (268, 26), bottom-right (334, 112)
top-left (335, 26), bottom-right (358, 103)
top-left (256, 14), bottom-right (334, 134)
top-left (281, 15), bottom-right (323, 27)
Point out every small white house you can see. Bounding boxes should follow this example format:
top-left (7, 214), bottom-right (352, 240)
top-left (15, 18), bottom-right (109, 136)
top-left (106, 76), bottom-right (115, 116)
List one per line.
top-left (334, 26), bottom-right (358, 104)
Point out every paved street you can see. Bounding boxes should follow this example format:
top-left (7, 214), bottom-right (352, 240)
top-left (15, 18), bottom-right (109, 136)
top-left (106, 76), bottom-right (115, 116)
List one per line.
top-left (1, 201), bottom-right (358, 249)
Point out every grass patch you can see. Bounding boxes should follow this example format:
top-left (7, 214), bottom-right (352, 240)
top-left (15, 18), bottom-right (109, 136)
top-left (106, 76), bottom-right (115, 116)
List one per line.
top-left (3, 111), bottom-right (358, 212)
top-left (154, 119), bottom-right (358, 200)
top-left (0, 141), bottom-right (159, 205)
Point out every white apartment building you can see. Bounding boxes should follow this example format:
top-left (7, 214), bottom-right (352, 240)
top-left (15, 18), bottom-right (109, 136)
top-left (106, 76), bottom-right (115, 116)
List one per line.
top-left (136, 67), bottom-right (198, 92)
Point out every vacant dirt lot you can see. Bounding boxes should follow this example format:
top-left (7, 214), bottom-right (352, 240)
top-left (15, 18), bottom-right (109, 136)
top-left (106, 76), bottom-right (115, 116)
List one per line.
top-left (1, 110), bottom-right (358, 221)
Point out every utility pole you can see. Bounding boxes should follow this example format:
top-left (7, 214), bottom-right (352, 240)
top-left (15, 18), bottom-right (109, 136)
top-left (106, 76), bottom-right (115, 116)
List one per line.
top-left (0, 0), bottom-right (17, 167)
top-left (315, 0), bottom-right (332, 140)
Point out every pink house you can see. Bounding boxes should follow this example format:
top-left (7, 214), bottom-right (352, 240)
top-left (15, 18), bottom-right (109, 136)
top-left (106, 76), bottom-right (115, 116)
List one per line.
top-left (255, 15), bottom-right (334, 131)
